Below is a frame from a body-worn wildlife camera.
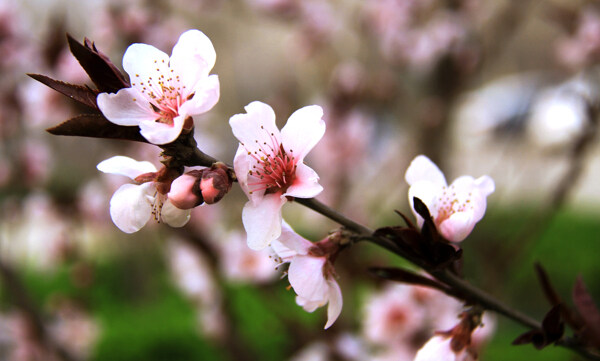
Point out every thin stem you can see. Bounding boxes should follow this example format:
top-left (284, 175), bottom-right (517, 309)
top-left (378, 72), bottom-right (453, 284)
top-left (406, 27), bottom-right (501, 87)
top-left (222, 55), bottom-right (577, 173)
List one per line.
top-left (293, 198), bottom-right (373, 235)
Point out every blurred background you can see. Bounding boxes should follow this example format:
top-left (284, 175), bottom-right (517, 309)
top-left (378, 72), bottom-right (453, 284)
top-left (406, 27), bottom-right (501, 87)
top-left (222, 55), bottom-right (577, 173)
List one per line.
top-left (0, 0), bottom-right (599, 360)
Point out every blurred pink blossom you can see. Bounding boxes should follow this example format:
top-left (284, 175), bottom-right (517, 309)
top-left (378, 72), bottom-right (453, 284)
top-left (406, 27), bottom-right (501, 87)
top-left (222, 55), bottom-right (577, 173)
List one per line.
top-left (1, 193), bottom-right (70, 271)
top-left (167, 238), bottom-right (225, 339)
top-left (556, 9), bottom-right (600, 70)
top-left (218, 231), bottom-right (279, 284)
top-left (49, 302), bottom-right (99, 360)
top-left (363, 284), bottom-right (426, 346)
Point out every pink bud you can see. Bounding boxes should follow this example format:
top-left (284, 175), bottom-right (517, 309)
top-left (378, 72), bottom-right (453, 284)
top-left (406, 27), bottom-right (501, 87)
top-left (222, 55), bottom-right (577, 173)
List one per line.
top-left (200, 165), bottom-right (232, 204)
top-left (168, 173), bottom-right (203, 209)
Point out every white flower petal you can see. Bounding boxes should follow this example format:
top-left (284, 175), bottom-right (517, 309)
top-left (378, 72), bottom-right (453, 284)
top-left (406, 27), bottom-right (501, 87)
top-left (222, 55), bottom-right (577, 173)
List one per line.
top-left (288, 255), bottom-right (329, 303)
top-left (138, 114), bottom-right (186, 145)
top-left (109, 183), bottom-right (154, 233)
top-left (229, 101), bottom-right (280, 155)
top-left (405, 155), bottom-right (447, 187)
top-left (439, 211), bottom-right (475, 243)
top-left (242, 194), bottom-right (286, 250)
top-left (161, 199), bottom-right (191, 227)
top-left (277, 221), bottom-right (313, 255)
top-left (97, 156), bottom-right (157, 179)
top-left (179, 74), bottom-right (220, 116)
top-left (296, 296), bottom-right (322, 313)
top-left (270, 240), bottom-right (297, 261)
top-left (284, 163), bottom-right (323, 199)
top-left (97, 88), bottom-right (156, 126)
top-left (414, 336), bottom-right (456, 361)
top-left (232, 145), bottom-right (259, 200)
top-left (122, 43), bottom-right (170, 90)
top-left (170, 29), bottom-right (216, 92)
top-left (324, 278), bottom-right (343, 329)
top-left (280, 105), bottom-right (325, 160)
top-left (475, 175), bottom-right (495, 197)
top-left (448, 175), bottom-right (489, 224)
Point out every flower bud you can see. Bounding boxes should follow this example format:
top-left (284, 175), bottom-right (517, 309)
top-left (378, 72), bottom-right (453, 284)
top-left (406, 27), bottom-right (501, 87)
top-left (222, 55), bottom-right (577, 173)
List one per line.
top-left (168, 171), bottom-right (204, 209)
top-left (200, 164), bottom-right (232, 204)
top-left (167, 164), bottom-right (233, 209)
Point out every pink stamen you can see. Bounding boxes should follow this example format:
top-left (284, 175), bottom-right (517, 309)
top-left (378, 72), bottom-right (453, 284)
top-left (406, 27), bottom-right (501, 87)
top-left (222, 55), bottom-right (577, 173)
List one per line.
top-left (244, 127), bottom-right (298, 195)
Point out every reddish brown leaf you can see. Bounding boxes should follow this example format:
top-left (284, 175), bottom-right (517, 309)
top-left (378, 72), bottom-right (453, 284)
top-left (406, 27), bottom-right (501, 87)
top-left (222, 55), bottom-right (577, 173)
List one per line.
top-left (394, 209), bottom-right (416, 229)
top-left (535, 263), bottom-right (562, 306)
top-left (512, 329), bottom-right (546, 349)
top-left (46, 114), bottom-right (147, 143)
top-left (67, 34), bottom-right (129, 93)
top-left (573, 276), bottom-right (600, 348)
top-left (541, 304), bottom-right (565, 344)
top-left (513, 305), bottom-right (564, 350)
top-left (27, 73), bottom-right (98, 110)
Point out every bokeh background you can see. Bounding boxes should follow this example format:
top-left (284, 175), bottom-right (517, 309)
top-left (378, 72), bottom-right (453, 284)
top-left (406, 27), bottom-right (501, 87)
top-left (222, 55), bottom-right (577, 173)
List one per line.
top-left (0, 0), bottom-right (599, 360)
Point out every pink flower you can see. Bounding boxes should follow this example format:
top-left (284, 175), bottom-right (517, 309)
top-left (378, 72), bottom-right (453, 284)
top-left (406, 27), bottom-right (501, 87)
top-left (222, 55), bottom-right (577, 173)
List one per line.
top-left (230, 101), bottom-right (325, 250)
top-left (218, 231), bottom-right (279, 284)
top-left (363, 284), bottom-right (426, 346)
top-left (414, 335), bottom-right (475, 361)
top-left (405, 155), bottom-right (494, 243)
top-left (97, 29), bottom-right (220, 145)
top-left (97, 156), bottom-right (190, 233)
top-left (271, 222), bottom-right (342, 329)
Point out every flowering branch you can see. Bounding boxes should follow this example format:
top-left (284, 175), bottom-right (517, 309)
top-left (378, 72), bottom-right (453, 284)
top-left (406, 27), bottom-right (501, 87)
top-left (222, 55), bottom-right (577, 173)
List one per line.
top-left (32, 28), bottom-right (600, 360)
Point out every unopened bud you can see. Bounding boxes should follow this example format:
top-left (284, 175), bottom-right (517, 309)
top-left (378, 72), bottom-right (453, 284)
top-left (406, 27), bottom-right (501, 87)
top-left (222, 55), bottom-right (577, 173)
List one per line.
top-left (168, 171), bottom-right (204, 209)
top-left (167, 163), bottom-right (233, 209)
top-left (200, 164), bottom-right (232, 204)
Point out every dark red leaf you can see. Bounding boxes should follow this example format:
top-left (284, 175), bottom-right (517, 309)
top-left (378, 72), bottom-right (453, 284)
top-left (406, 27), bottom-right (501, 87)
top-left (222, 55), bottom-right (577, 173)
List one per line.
top-left (573, 276), bottom-right (600, 348)
top-left (413, 197), bottom-right (432, 221)
top-left (67, 34), bottom-right (129, 93)
top-left (394, 209), bottom-right (417, 229)
top-left (46, 114), bottom-right (147, 143)
top-left (513, 305), bottom-right (564, 350)
top-left (512, 329), bottom-right (549, 349)
top-left (512, 329), bottom-right (538, 346)
top-left (27, 73), bottom-right (98, 110)
top-left (535, 263), bottom-right (562, 306)
top-left (541, 304), bottom-right (565, 343)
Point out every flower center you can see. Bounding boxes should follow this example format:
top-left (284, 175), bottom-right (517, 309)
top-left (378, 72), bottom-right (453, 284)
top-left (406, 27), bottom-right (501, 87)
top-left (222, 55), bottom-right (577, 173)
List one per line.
top-left (244, 127), bottom-right (297, 195)
top-left (435, 185), bottom-right (473, 224)
top-left (388, 307), bottom-right (408, 326)
top-left (131, 60), bottom-right (192, 126)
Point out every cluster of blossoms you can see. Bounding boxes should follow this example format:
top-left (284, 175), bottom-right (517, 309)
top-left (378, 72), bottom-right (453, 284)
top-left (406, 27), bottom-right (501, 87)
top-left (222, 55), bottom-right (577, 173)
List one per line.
top-left (57, 26), bottom-right (497, 351)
